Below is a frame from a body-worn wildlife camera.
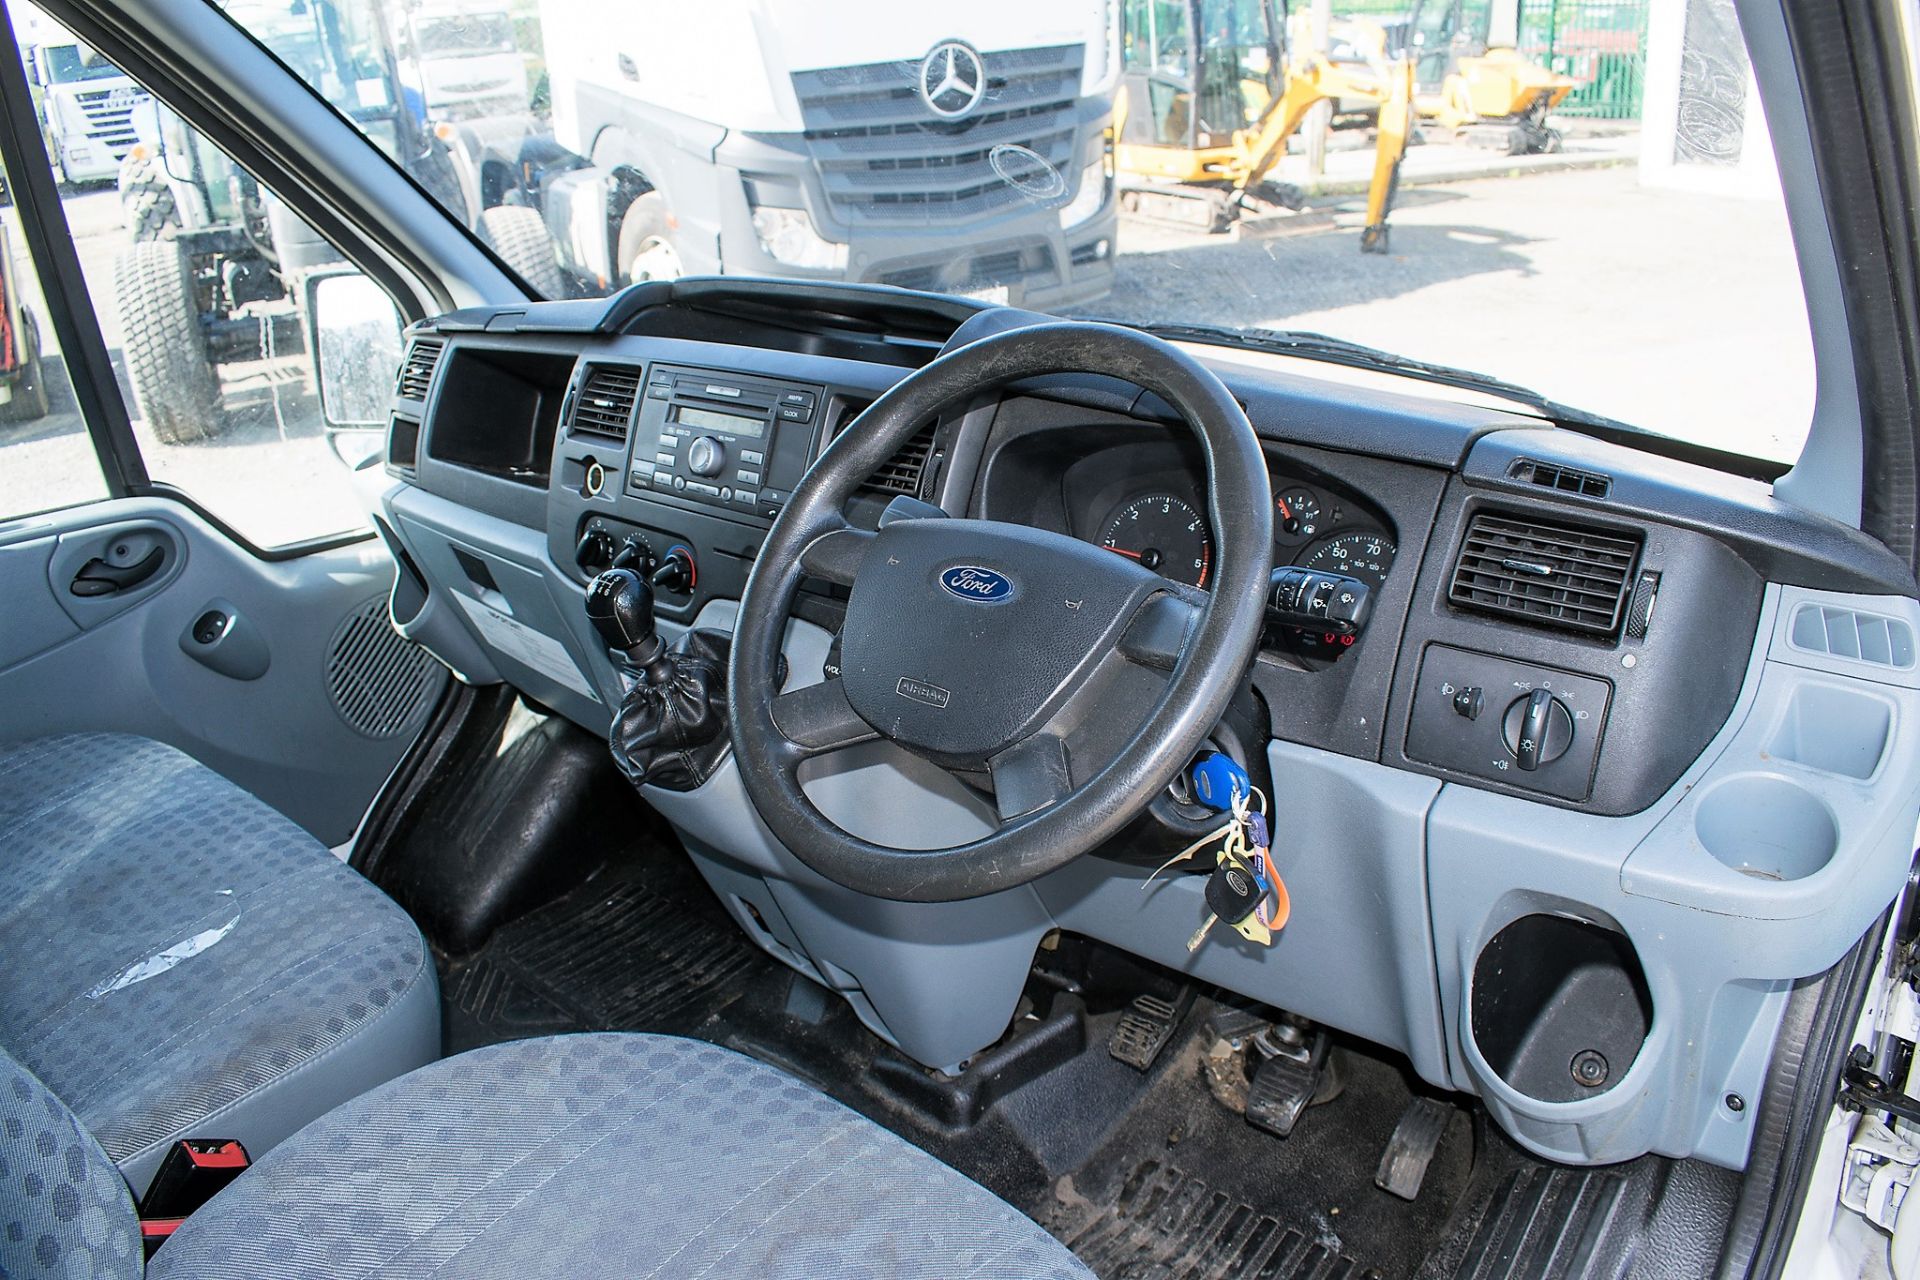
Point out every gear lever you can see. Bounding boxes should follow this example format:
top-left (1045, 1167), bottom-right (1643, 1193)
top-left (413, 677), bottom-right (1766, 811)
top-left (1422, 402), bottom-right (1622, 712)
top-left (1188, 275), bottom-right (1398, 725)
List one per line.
top-left (585, 568), bottom-right (674, 684)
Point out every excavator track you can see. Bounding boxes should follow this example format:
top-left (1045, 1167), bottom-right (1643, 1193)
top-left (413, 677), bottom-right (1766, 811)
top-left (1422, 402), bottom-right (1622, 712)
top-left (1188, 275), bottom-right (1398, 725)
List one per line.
top-left (1119, 183), bottom-right (1334, 238)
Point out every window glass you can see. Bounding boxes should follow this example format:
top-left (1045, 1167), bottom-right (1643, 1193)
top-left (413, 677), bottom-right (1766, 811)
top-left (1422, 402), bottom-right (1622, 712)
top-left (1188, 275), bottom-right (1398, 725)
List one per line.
top-left (210, 0), bottom-right (1816, 464)
top-left (10, 13), bottom-right (396, 547)
top-left (0, 158), bottom-right (108, 519)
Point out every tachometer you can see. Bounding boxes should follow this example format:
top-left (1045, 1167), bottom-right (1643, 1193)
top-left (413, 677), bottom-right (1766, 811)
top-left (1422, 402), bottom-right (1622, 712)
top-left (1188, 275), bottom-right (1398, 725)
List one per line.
top-left (1100, 493), bottom-right (1213, 589)
top-left (1300, 531), bottom-right (1396, 589)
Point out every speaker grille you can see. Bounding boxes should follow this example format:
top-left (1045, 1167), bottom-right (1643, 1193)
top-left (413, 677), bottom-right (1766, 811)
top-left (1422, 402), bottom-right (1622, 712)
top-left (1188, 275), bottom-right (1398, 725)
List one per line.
top-left (326, 597), bottom-right (441, 738)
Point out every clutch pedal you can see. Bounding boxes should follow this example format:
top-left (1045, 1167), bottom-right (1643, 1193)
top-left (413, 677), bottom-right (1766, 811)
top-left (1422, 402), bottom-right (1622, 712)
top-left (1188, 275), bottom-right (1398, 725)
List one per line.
top-left (1110, 989), bottom-right (1193, 1071)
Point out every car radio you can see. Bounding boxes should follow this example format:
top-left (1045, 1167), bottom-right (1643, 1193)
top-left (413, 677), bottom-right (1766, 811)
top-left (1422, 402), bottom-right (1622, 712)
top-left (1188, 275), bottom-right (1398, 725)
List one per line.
top-left (626, 364), bottom-right (825, 522)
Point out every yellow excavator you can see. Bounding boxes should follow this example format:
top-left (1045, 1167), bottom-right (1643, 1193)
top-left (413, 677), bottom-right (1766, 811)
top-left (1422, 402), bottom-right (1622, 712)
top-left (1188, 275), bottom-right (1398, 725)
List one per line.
top-left (1336, 0), bottom-right (1575, 155)
top-left (1113, 0), bottom-right (1573, 250)
top-left (1115, 0), bottom-right (1415, 251)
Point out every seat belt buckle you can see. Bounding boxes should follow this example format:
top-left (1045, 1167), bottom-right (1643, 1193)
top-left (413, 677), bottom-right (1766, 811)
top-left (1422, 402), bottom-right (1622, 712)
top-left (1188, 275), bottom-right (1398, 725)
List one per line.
top-left (138, 1138), bottom-right (249, 1257)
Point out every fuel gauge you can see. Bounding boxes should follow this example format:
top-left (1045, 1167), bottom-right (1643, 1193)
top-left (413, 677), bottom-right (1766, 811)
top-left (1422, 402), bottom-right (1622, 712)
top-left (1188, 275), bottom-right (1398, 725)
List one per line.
top-left (1274, 487), bottom-right (1322, 546)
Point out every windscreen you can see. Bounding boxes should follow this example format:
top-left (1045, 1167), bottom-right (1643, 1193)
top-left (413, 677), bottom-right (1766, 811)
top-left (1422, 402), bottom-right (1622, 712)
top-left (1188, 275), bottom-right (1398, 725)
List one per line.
top-left (207, 0), bottom-right (1818, 465)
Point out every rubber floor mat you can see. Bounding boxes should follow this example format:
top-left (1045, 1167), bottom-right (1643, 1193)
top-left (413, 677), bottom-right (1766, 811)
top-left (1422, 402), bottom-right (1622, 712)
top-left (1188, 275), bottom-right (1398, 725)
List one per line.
top-left (1052, 1159), bottom-right (1371, 1280)
top-left (441, 862), bottom-right (784, 1052)
top-left (1037, 1033), bottom-right (1474, 1280)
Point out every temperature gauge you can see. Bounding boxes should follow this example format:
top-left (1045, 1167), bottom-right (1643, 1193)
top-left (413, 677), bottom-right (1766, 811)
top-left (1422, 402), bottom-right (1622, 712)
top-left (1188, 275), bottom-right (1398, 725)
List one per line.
top-left (1274, 487), bottom-right (1322, 546)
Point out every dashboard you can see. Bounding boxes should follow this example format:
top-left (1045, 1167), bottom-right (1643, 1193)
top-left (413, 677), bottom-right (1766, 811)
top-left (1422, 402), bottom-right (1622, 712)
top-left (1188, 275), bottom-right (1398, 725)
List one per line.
top-left (980, 431), bottom-right (1400, 666)
top-left (370, 279), bottom-right (1920, 1176)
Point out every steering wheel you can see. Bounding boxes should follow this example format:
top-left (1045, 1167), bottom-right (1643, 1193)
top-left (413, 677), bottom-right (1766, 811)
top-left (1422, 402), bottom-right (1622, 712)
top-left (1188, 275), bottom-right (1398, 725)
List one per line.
top-left (728, 322), bottom-right (1273, 903)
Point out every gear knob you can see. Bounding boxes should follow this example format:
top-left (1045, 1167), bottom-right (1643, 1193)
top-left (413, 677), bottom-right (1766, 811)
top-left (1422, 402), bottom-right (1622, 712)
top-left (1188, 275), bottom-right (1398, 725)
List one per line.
top-left (585, 568), bottom-right (662, 666)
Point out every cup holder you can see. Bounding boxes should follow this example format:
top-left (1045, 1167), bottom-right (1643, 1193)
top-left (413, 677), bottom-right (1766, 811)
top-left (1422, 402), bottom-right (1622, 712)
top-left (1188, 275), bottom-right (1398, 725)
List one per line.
top-left (1694, 774), bottom-right (1839, 882)
top-left (1470, 915), bottom-right (1652, 1103)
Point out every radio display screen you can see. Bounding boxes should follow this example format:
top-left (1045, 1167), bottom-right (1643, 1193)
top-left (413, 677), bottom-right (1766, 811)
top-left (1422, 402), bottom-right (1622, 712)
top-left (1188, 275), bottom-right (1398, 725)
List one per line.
top-left (676, 405), bottom-right (767, 439)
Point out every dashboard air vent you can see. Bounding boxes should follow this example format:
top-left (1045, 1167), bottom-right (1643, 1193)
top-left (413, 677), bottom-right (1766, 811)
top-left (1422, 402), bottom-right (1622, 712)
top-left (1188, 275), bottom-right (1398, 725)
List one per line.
top-left (395, 339), bottom-right (444, 401)
top-left (1508, 457), bottom-right (1611, 499)
top-left (569, 364), bottom-right (641, 442)
top-left (1788, 603), bottom-right (1917, 669)
top-left (1449, 511), bottom-right (1641, 636)
top-left (863, 423), bottom-right (935, 498)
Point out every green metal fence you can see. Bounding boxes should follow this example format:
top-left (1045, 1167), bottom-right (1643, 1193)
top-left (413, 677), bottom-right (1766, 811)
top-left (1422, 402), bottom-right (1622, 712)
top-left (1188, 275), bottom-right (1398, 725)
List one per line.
top-left (1324, 0), bottom-right (1649, 120)
top-left (1516, 0), bottom-right (1648, 118)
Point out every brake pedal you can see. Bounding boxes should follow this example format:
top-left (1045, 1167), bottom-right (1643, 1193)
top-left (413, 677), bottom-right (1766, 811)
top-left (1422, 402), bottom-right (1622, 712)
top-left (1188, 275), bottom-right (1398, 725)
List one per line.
top-left (1375, 1097), bottom-right (1457, 1202)
top-left (1245, 1029), bottom-right (1330, 1137)
top-left (1110, 990), bottom-right (1191, 1071)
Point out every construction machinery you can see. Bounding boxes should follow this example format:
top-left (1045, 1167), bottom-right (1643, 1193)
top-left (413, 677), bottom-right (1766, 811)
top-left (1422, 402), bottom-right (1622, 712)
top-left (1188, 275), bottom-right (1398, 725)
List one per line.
top-left (110, 0), bottom-right (558, 443)
top-left (1115, 0), bottom-right (1414, 250)
top-left (1337, 0), bottom-right (1575, 155)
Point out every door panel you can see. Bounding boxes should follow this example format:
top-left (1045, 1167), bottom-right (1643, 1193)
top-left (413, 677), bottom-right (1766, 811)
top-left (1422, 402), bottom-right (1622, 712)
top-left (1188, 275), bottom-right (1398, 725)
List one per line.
top-left (0, 497), bottom-right (448, 845)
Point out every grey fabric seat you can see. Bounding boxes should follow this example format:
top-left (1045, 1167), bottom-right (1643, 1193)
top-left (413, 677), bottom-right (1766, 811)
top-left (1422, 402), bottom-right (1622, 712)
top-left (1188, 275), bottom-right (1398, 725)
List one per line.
top-left (4, 1034), bottom-right (1093, 1279)
top-left (0, 733), bottom-right (439, 1195)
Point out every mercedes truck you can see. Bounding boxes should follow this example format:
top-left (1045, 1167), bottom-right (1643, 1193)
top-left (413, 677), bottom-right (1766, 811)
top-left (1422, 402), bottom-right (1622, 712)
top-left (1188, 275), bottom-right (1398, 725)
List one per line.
top-left (512, 0), bottom-right (1119, 306)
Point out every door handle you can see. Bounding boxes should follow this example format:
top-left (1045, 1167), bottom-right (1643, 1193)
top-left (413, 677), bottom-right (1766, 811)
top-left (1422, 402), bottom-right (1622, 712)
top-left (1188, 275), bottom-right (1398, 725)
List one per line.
top-left (71, 546), bottom-right (165, 597)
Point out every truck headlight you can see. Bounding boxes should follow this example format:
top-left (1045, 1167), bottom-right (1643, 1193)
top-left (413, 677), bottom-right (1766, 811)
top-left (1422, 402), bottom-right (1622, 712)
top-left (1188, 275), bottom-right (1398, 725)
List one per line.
top-left (749, 206), bottom-right (848, 272)
top-left (1058, 160), bottom-right (1110, 229)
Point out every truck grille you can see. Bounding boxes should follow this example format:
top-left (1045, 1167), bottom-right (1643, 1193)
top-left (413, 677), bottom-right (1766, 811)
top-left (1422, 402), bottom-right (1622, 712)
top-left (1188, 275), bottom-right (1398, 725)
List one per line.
top-left (73, 86), bottom-right (150, 155)
top-left (790, 44), bottom-right (1084, 228)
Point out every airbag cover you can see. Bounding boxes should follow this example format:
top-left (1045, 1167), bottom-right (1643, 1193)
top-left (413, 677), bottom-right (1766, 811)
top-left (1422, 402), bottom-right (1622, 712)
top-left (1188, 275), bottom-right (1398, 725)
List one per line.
top-left (837, 518), bottom-right (1159, 759)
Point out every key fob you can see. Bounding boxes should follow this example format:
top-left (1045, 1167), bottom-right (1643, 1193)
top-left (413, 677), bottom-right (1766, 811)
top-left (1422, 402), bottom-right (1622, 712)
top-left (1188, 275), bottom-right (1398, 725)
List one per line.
top-left (1205, 859), bottom-right (1263, 925)
top-left (1190, 752), bottom-right (1250, 812)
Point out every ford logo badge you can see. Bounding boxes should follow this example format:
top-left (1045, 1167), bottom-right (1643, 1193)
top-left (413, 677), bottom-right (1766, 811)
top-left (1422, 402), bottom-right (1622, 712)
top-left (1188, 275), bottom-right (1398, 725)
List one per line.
top-left (939, 565), bottom-right (1014, 603)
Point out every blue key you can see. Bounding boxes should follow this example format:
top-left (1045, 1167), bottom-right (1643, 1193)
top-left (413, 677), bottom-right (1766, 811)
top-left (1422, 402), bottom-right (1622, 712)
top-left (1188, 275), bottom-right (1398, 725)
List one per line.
top-left (1190, 752), bottom-right (1250, 812)
top-left (1246, 811), bottom-right (1269, 850)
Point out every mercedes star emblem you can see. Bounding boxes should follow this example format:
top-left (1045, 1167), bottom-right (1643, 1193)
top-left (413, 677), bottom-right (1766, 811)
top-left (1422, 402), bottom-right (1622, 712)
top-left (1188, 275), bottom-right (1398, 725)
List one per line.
top-left (919, 40), bottom-right (986, 119)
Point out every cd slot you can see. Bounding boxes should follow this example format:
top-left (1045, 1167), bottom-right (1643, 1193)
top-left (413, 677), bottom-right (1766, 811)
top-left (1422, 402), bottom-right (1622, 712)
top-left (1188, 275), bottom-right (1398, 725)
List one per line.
top-left (672, 377), bottom-right (776, 413)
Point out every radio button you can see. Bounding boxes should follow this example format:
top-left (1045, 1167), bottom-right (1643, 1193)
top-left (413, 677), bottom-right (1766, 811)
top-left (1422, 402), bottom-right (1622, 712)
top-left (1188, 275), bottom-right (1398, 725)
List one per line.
top-left (646, 385), bottom-right (671, 399)
top-left (779, 390), bottom-right (816, 408)
top-left (740, 449), bottom-right (764, 465)
top-left (736, 469), bottom-right (761, 486)
top-left (686, 436), bottom-right (726, 477)
top-left (777, 405), bottom-right (812, 424)
top-left (686, 481), bottom-right (721, 498)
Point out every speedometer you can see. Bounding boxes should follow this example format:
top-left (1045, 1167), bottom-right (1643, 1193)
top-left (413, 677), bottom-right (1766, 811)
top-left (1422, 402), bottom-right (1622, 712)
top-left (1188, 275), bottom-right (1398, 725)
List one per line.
top-left (1099, 493), bottom-right (1213, 588)
top-left (1301, 531), bottom-right (1395, 589)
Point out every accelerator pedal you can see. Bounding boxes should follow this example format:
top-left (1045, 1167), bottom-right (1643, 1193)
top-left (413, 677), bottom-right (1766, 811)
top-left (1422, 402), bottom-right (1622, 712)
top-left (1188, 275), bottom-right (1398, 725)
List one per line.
top-left (1375, 1097), bottom-right (1458, 1202)
top-left (1110, 989), bottom-right (1193, 1071)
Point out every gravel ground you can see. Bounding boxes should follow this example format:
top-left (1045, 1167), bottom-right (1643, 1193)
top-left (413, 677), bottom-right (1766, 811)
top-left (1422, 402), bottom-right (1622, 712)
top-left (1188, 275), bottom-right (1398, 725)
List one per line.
top-left (1, 163), bottom-right (1813, 547)
top-left (1086, 165), bottom-right (1814, 463)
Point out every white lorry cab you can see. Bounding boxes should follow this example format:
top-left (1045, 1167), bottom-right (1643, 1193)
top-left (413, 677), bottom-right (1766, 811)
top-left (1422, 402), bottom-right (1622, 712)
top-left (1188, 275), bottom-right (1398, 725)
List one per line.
top-left (530, 0), bottom-right (1120, 307)
top-left (393, 1), bottom-right (527, 124)
top-left (10, 0), bottom-right (146, 184)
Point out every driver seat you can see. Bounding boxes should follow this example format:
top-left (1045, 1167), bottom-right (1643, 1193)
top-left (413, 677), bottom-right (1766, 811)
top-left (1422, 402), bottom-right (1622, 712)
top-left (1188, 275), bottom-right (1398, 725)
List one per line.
top-left (4, 1033), bottom-right (1093, 1279)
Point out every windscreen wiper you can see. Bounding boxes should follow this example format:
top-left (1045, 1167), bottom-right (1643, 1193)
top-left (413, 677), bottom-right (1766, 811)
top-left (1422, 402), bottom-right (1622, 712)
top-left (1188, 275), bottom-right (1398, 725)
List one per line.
top-left (1113, 320), bottom-right (1787, 482)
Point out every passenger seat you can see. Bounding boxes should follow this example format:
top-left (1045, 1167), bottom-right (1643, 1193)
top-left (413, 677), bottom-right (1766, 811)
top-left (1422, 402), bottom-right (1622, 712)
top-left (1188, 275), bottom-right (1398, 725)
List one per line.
top-left (0, 733), bottom-right (438, 1194)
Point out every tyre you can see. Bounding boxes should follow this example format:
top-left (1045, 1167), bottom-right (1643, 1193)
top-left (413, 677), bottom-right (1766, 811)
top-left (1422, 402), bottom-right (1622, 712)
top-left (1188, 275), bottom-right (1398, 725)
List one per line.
top-left (114, 240), bottom-right (219, 445)
top-left (0, 310), bottom-right (51, 423)
top-left (479, 204), bottom-right (566, 299)
top-left (118, 155), bottom-right (180, 242)
top-left (617, 192), bottom-right (684, 285)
